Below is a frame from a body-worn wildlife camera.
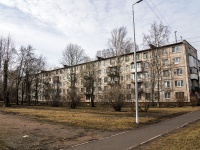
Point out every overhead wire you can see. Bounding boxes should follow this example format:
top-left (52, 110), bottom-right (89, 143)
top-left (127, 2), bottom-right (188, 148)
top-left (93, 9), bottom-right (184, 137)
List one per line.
top-left (144, 0), bottom-right (175, 41)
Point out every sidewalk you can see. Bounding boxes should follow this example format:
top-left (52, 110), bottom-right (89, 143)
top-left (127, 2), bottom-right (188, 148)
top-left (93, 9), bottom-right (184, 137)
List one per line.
top-left (69, 110), bottom-right (200, 150)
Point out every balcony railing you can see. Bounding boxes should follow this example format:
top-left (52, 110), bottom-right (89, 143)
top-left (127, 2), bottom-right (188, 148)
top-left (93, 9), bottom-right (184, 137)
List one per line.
top-left (132, 78), bottom-right (143, 82)
top-left (190, 74), bottom-right (198, 80)
top-left (131, 67), bottom-right (143, 73)
top-left (107, 71), bottom-right (119, 77)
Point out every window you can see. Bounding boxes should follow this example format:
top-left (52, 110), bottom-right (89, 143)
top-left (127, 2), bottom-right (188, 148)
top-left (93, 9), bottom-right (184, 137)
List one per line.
top-left (144, 72), bottom-right (150, 78)
top-left (175, 92), bottom-right (184, 99)
top-left (172, 46), bottom-right (180, 53)
top-left (138, 93), bottom-right (142, 99)
top-left (163, 70), bottom-right (169, 77)
top-left (98, 70), bottom-right (101, 75)
top-left (125, 56), bottom-right (129, 62)
top-left (98, 78), bottom-right (101, 83)
top-left (104, 69), bottom-right (107, 74)
top-left (98, 87), bottom-right (101, 91)
top-left (104, 77), bottom-right (108, 83)
top-left (104, 86), bottom-right (108, 91)
top-left (173, 57), bottom-right (181, 64)
top-left (145, 82), bottom-right (149, 88)
top-left (145, 93), bottom-right (150, 100)
top-left (126, 75), bottom-right (130, 81)
top-left (98, 61), bottom-right (101, 67)
top-left (144, 62), bottom-right (149, 68)
top-left (127, 84), bottom-right (131, 89)
top-left (174, 68), bottom-right (183, 75)
top-left (103, 60), bottom-right (106, 66)
top-left (121, 76), bottom-right (123, 81)
top-left (110, 59), bottom-right (115, 65)
top-left (175, 80), bottom-right (183, 87)
top-left (164, 92), bottom-right (171, 99)
top-left (162, 49), bottom-right (167, 55)
top-left (162, 59), bottom-right (169, 66)
top-left (136, 54), bottom-right (140, 60)
top-left (143, 52), bottom-right (148, 59)
top-left (131, 63), bottom-right (134, 69)
top-left (126, 94), bottom-right (131, 100)
top-left (164, 81), bottom-right (170, 87)
top-left (131, 63), bottom-right (141, 69)
top-left (126, 65), bottom-right (130, 71)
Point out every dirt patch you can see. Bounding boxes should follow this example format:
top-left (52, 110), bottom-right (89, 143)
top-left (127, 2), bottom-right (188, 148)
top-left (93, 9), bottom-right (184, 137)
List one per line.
top-left (0, 112), bottom-right (116, 150)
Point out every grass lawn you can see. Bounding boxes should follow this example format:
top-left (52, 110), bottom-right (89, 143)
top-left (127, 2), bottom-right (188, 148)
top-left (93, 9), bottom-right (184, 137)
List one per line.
top-left (136, 119), bottom-right (200, 150)
top-left (0, 105), bottom-right (199, 131)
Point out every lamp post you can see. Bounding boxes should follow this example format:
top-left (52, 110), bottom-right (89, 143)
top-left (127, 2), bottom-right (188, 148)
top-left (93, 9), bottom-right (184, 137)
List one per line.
top-left (132, 0), bottom-right (143, 124)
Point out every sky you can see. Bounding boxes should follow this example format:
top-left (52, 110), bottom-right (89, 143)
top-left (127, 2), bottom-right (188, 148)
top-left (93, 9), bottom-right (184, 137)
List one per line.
top-left (0, 0), bottom-right (200, 68)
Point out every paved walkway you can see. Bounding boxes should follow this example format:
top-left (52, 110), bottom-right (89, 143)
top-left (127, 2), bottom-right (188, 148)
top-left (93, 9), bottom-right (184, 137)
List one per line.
top-left (69, 110), bottom-right (200, 150)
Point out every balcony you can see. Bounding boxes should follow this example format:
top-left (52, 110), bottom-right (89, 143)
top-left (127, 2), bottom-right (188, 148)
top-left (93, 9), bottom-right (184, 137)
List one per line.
top-left (132, 78), bottom-right (143, 82)
top-left (138, 87), bottom-right (143, 93)
top-left (190, 74), bottom-right (198, 80)
top-left (131, 67), bottom-right (142, 73)
top-left (107, 71), bottom-right (119, 77)
top-left (108, 80), bottom-right (119, 85)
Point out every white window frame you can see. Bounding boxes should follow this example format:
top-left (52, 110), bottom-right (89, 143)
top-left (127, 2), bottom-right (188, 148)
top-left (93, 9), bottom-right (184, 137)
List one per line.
top-left (162, 49), bottom-right (167, 55)
top-left (173, 57), bottom-right (181, 64)
top-left (164, 81), bottom-right (170, 88)
top-left (174, 68), bottom-right (183, 75)
top-left (172, 46), bottom-right (180, 53)
top-left (163, 70), bottom-right (169, 77)
top-left (162, 59), bottom-right (169, 66)
top-left (164, 92), bottom-right (171, 99)
top-left (175, 80), bottom-right (183, 87)
top-left (143, 52), bottom-right (148, 59)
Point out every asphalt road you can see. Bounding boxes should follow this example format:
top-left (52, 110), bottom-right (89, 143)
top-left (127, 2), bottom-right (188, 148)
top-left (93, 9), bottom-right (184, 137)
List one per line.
top-left (69, 110), bottom-right (200, 150)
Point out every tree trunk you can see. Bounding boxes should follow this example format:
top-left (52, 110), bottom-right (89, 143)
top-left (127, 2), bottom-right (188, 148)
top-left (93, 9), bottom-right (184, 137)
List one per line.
top-left (25, 73), bottom-right (31, 106)
top-left (157, 79), bottom-right (160, 107)
top-left (21, 82), bottom-right (24, 105)
top-left (35, 80), bottom-right (38, 106)
top-left (91, 94), bottom-right (95, 107)
top-left (3, 60), bottom-right (10, 107)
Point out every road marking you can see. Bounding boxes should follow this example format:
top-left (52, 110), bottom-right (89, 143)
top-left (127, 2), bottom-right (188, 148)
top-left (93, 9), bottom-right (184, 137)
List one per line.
top-left (71, 130), bottom-right (130, 148)
top-left (127, 134), bottom-right (163, 150)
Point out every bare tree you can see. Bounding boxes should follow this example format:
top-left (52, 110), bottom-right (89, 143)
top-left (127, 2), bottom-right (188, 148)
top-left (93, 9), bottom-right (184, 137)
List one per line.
top-left (61, 43), bottom-right (88, 66)
top-left (61, 43), bottom-right (89, 108)
top-left (1, 36), bottom-right (16, 107)
top-left (67, 70), bottom-right (81, 109)
top-left (143, 21), bottom-right (170, 107)
top-left (17, 45), bottom-right (46, 105)
top-left (106, 26), bottom-right (134, 57)
top-left (32, 56), bottom-right (46, 105)
top-left (143, 21), bottom-right (170, 48)
top-left (80, 61), bottom-right (98, 107)
top-left (103, 56), bottom-right (126, 111)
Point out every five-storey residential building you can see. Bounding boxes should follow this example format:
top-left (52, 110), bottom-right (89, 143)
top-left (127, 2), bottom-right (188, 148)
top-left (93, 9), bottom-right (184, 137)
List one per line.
top-left (26, 40), bottom-right (199, 104)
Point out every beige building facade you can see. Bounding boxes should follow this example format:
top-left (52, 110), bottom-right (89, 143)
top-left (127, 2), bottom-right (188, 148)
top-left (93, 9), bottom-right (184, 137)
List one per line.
top-left (32, 40), bottom-right (199, 103)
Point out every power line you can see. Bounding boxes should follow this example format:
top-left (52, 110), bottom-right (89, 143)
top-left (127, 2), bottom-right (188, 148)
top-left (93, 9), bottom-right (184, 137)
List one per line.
top-left (148, 0), bottom-right (173, 31)
top-left (144, 0), bottom-right (175, 41)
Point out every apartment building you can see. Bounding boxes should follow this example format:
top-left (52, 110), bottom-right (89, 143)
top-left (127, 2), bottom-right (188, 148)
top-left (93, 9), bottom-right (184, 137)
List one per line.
top-left (31, 40), bottom-right (199, 104)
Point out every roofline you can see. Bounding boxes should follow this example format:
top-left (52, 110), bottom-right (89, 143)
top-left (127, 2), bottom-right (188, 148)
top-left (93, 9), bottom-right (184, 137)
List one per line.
top-left (40, 40), bottom-right (195, 74)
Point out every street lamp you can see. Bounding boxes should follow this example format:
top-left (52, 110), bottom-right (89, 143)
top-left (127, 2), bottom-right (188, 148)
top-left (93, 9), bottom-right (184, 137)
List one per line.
top-left (132, 0), bottom-right (143, 124)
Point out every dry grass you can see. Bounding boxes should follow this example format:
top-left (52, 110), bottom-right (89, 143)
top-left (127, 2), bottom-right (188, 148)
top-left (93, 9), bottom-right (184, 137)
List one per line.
top-left (0, 105), bottom-right (199, 131)
top-left (136, 120), bottom-right (200, 150)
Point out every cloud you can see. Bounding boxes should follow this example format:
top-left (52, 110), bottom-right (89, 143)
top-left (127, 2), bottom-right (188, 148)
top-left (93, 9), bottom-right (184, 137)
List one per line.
top-left (0, 0), bottom-right (200, 66)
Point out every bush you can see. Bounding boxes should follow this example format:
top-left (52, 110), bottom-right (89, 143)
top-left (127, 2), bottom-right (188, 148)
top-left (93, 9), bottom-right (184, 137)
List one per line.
top-left (67, 87), bottom-right (81, 109)
top-left (112, 102), bottom-right (123, 111)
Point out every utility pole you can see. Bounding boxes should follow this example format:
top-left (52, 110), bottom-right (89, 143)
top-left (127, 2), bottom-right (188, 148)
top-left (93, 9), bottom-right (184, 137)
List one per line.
top-left (132, 0), bottom-right (143, 124)
top-left (175, 31), bottom-right (177, 43)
